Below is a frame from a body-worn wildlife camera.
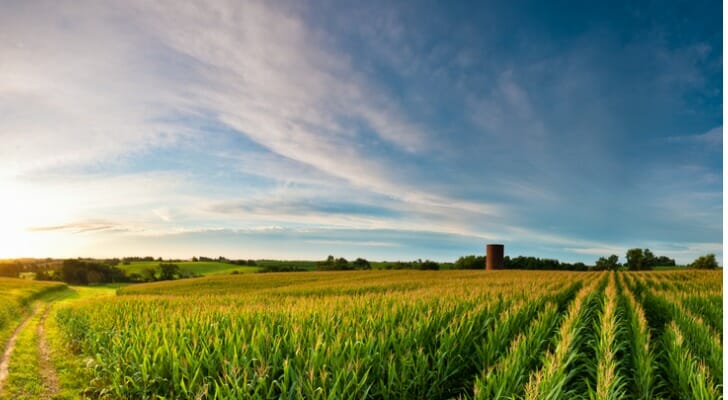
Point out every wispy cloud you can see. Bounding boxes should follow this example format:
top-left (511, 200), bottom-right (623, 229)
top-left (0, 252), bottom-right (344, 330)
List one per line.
top-left (667, 125), bottom-right (722, 147)
top-left (0, 1), bottom-right (720, 263)
top-left (27, 221), bottom-right (130, 234)
top-left (304, 239), bottom-right (401, 248)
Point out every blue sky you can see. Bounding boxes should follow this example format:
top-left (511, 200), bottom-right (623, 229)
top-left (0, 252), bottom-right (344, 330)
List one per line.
top-left (0, 0), bottom-right (722, 264)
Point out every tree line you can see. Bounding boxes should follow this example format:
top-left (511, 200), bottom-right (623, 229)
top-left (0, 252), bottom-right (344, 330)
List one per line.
top-left (36, 260), bottom-right (197, 285)
top-left (316, 256), bottom-right (443, 271)
top-left (594, 248), bottom-right (718, 270)
top-left (0, 249), bottom-right (719, 286)
top-left (453, 255), bottom-right (589, 270)
top-left (454, 249), bottom-right (718, 271)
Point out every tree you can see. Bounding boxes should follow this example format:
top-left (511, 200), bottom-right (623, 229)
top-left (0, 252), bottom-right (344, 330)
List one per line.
top-left (571, 262), bottom-right (587, 271)
top-left (317, 255), bottom-right (353, 271)
top-left (654, 256), bottom-right (676, 267)
top-left (688, 254), bottom-right (718, 269)
top-left (418, 260), bottom-right (440, 270)
top-left (159, 263), bottom-right (180, 280)
top-left (35, 270), bottom-right (53, 281)
top-left (454, 255), bottom-right (486, 269)
top-left (595, 254), bottom-right (620, 271)
top-left (352, 258), bottom-right (371, 270)
top-left (626, 248), bottom-right (648, 271)
top-left (141, 267), bottom-right (157, 282)
top-left (58, 259), bottom-right (127, 285)
top-left (643, 249), bottom-right (655, 268)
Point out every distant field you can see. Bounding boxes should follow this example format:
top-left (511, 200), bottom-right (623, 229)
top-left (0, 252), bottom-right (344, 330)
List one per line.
top-left (119, 261), bottom-right (260, 276)
top-left (53, 269), bottom-right (722, 399)
top-left (651, 265), bottom-right (686, 271)
top-left (255, 259), bottom-right (319, 271)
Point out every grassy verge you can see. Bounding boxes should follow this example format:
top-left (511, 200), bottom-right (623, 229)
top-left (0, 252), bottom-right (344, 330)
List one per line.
top-left (1, 306), bottom-right (42, 400)
top-left (45, 286), bottom-right (117, 399)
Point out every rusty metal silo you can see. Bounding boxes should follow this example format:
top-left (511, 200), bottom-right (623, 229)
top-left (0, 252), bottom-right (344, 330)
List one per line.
top-left (486, 244), bottom-right (504, 270)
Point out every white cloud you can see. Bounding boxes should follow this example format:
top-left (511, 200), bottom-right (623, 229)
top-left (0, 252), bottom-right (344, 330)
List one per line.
top-left (1, 0), bottom-right (501, 223)
top-left (0, 2), bottom-right (197, 177)
top-left (304, 239), bottom-right (401, 248)
top-left (667, 125), bottom-right (722, 147)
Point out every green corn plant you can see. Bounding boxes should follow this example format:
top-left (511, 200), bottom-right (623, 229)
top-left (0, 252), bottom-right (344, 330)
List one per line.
top-left (589, 273), bottom-right (627, 400)
top-left (661, 321), bottom-right (721, 400)
top-left (619, 273), bottom-right (656, 400)
top-left (473, 302), bottom-right (560, 399)
top-left (523, 273), bottom-right (607, 400)
top-left (680, 295), bottom-right (721, 335)
top-left (48, 269), bottom-right (722, 399)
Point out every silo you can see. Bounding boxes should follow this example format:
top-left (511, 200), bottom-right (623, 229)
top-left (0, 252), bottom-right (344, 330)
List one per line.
top-left (486, 244), bottom-right (504, 270)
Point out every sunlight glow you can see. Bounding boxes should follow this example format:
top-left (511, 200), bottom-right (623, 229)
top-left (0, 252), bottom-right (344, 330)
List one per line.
top-left (0, 180), bottom-right (78, 258)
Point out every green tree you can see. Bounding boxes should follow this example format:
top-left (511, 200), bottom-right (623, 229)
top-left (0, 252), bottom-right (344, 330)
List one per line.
top-left (418, 260), bottom-right (440, 270)
top-left (643, 249), bottom-right (656, 268)
top-left (595, 254), bottom-right (620, 271)
top-left (688, 254), bottom-right (718, 269)
top-left (334, 257), bottom-right (350, 270)
top-left (158, 263), bottom-right (180, 280)
top-left (626, 248), bottom-right (653, 271)
top-left (141, 267), bottom-right (157, 282)
top-left (352, 258), bottom-right (371, 270)
top-left (454, 255), bottom-right (486, 269)
top-left (654, 255), bottom-right (676, 267)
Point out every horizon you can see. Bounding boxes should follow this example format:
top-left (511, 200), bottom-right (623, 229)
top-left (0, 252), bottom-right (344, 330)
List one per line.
top-left (0, 247), bottom-right (695, 266)
top-left (1, 0), bottom-right (722, 265)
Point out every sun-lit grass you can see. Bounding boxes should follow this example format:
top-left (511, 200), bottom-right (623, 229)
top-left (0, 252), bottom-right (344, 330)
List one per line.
top-left (0, 278), bottom-right (65, 352)
top-left (119, 260), bottom-right (260, 276)
top-left (2, 305), bottom-right (43, 400)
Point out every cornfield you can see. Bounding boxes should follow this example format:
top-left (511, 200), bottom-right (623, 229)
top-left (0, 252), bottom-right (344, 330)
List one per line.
top-left (55, 270), bottom-right (722, 399)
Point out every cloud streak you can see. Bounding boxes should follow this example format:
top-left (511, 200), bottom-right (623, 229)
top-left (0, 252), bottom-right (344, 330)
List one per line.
top-left (0, 0), bottom-right (721, 264)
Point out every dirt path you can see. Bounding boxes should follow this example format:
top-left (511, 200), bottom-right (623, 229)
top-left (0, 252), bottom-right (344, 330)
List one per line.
top-left (0, 307), bottom-right (37, 394)
top-left (37, 305), bottom-right (59, 400)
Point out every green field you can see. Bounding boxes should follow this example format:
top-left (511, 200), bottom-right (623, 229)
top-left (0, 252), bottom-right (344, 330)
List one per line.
top-left (120, 260), bottom-right (261, 276)
top-left (0, 270), bottom-right (722, 399)
top-left (0, 278), bottom-right (66, 350)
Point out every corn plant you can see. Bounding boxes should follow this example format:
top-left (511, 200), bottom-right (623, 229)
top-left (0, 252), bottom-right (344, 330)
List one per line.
top-left (522, 273), bottom-right (607, 400)
top-left (618, 273), bottom-right (656, 400)
top-left (589, 272), bottom-right (626, 400)
top-left (473, 302), bottom-right (560, 399)
top-left (660, 321), bottom-right (721, 400)
top-left (47, 270), bottom-right (722, 399)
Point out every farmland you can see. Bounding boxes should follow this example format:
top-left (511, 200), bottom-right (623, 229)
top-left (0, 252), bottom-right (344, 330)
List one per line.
top-left (119, 260), bottom-right (262, 277)
top-left (29, 269), bottom-right (717, 399)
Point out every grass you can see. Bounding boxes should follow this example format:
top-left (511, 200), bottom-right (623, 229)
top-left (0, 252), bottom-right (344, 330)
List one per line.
top-left (44, 286), bottom-right (117, 399)
top-left (0, 278), bottom-right (66, 353)
top-left (2, 305), bottom-right (43, 400)
top-left (0, 284), bottom-right (117, 400)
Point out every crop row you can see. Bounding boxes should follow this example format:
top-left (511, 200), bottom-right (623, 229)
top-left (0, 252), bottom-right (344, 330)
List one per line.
top-left (54, 270), bottom-right (721, 399)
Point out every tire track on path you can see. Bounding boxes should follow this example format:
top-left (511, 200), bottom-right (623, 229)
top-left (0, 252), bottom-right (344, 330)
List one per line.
top-left (37, 305), bottom-right (59, 400)
top-left (0, 306), bottom-right (38, 394)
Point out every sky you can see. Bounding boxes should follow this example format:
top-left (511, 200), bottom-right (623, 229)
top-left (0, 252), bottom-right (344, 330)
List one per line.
top-left (0, 0), bottom-right (722, 264)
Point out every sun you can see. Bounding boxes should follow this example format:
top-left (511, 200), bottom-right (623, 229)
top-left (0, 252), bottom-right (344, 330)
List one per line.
top-left (0, 180), bottom-right (65, 258)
